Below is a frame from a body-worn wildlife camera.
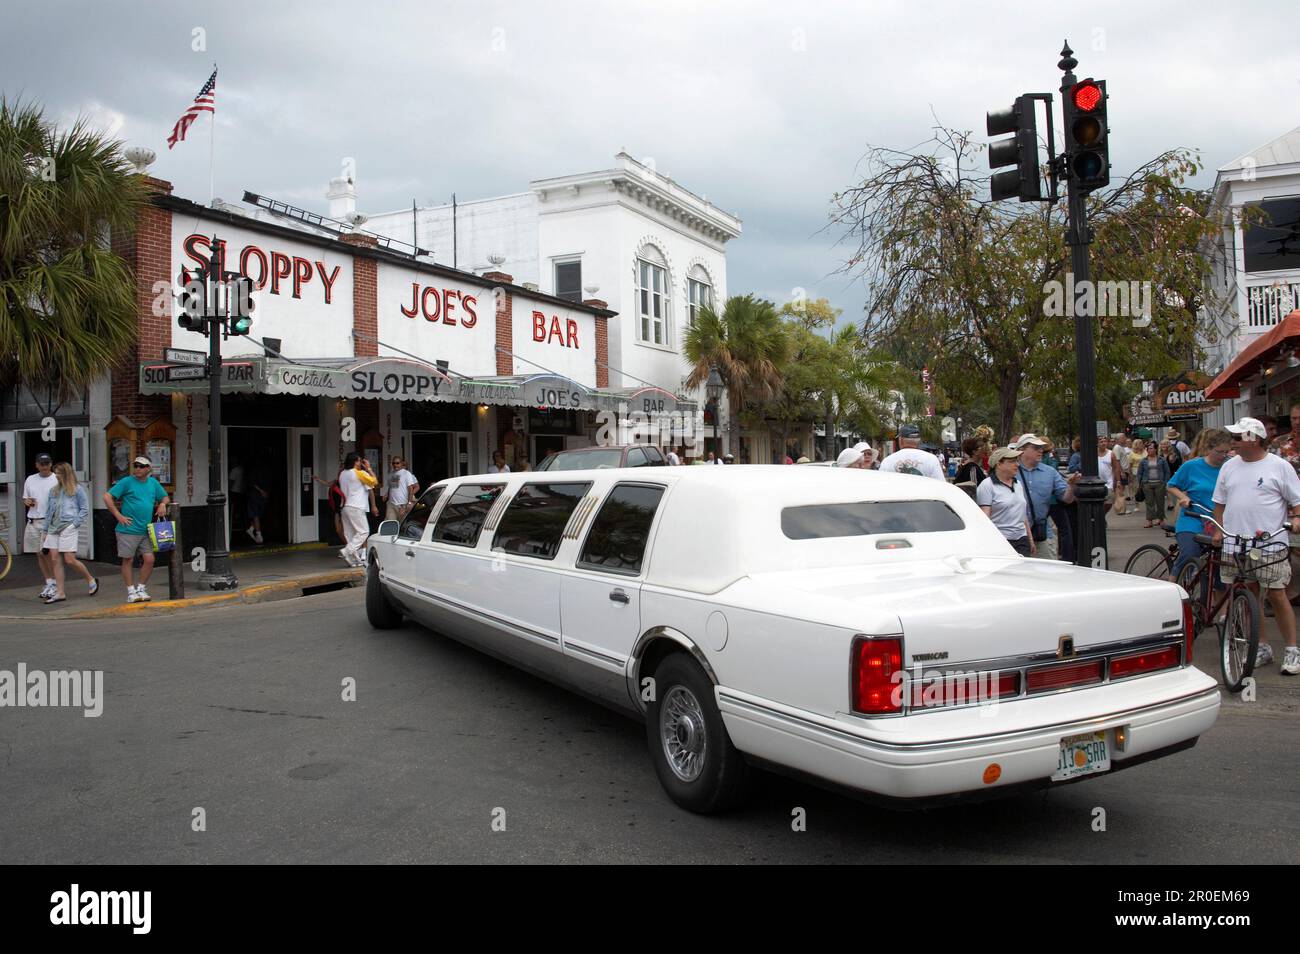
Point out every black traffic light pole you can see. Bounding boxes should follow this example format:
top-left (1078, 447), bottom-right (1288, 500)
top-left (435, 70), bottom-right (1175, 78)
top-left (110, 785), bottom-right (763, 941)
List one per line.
top-left (1059, 43), bottom-right (1108, 569)
top-left (195, 235), bottom-right (238, 591)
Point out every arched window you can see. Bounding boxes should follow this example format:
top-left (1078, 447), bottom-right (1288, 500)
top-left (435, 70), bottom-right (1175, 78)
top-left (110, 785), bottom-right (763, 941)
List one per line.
top-left (687, 264), bottom-right (713, 328)
top-left (636, 245), bottom-right (669, 346)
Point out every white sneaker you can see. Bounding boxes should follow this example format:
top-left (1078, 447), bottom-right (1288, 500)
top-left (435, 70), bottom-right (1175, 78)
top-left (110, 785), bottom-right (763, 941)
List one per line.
top-left (1255, 642), bottom-right (1274, 668)
top-left (126, 585), bottom-right (142, 604)
top-left (339, 548), bottom-right (351, 561)
top-left (254, 530), bottom-right (264, 544)
top-left (1281, 646), bottom-right (1300, 676)
top-left (136, 585), bottom-right (151, 602)
top-left (39, 583), bottom-right (55, 599)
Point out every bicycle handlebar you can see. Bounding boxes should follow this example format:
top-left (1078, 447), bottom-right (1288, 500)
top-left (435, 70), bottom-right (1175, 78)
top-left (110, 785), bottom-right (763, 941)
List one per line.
top-left (1177, 500), bottom-right (1290, 542)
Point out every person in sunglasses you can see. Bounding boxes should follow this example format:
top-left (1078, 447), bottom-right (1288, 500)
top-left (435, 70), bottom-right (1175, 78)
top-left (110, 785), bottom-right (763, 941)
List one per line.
top-left (102, 456), bottom-right (170, 603)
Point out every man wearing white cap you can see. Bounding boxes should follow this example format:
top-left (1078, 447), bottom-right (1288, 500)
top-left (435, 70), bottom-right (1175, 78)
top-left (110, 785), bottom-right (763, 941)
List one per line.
top-left (1212, 417), bottom-right (1300, 674)
top-left (1012, 433), bottom-right (1078, 561)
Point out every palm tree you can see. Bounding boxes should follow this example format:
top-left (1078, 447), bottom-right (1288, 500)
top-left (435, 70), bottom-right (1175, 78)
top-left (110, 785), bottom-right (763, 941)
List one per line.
top-left (1, 99), bottom-right (145, 398)
top-left (683, 295), bottom-right (789, 459)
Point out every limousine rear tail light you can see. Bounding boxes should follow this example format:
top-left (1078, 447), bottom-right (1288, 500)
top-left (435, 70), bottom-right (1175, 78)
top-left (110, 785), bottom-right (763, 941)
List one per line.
top-left (852, 638), bottom-right (903, 714)
top-left (1025, 659), bottom-right (1104, 693)
top-left (1183, 598), bottom-right (1195, 665)
top-left (1109, 646), bottom-right (1181, 679)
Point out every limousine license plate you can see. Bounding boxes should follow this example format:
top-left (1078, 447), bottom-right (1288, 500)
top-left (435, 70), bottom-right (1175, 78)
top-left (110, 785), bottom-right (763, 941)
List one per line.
top-left (1051, 731), bottom-right (1110, 781)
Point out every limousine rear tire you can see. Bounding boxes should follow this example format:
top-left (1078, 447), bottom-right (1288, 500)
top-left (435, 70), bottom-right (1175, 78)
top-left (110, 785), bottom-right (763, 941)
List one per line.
top-left (646, 653), bottom-right (750, 813)
top-left (365, 558), bottom-right (403, 630)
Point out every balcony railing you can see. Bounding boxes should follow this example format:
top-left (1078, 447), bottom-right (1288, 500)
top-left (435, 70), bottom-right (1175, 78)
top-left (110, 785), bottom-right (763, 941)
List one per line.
top-left (1246, 278), bottom-right (1300, 330)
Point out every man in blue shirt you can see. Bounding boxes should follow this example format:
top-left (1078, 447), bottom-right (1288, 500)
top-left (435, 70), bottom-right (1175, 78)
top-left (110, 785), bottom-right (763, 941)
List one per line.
top-left (102, 456), bottom-right (170, 603)
top-left (1013, 434), bottom-right (1078, 561)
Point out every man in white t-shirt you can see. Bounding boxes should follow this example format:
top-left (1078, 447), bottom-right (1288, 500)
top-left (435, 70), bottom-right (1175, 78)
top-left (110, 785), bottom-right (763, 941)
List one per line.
top-left (22, 454), bottom-right (60, 597)
top-left (877, 425), bottom-right (946, 479)
top-left (1212, 417), bottom-right (1300, 675)
top-left (23, 453), bottom-right (59, 599)
top-left (385, 455), bottom-right (420, 522)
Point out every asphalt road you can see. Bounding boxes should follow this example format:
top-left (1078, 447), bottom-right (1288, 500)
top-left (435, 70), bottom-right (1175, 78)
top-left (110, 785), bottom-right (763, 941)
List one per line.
top-left (1, 586), bottom-right (1296, 865)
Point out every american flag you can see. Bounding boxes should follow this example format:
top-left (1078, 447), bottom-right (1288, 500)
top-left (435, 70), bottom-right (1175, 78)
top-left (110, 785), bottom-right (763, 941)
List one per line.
top-left (167, 68), bottom-right (217, 150)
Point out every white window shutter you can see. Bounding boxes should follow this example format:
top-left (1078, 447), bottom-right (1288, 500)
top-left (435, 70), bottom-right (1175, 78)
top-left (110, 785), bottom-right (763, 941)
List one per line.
top-left (71, 426), bottom-right (89, 482)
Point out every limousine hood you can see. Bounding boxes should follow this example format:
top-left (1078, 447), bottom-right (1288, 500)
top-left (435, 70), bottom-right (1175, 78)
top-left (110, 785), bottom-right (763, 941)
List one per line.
top-left (738, 556), bottom-right (1185, 663)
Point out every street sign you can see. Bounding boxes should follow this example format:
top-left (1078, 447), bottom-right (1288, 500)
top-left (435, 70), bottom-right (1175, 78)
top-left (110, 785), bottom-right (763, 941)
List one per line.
top-left (166, 365), bottom-right (208, 381)
top-left (164, 348), bottom-right (207, 367)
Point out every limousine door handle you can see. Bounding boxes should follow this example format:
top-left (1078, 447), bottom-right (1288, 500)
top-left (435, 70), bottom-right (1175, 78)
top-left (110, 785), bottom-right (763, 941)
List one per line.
top-left (609, 589), bottom-right (630, 604)
top-left (404, 550), bottom-right (416, 559)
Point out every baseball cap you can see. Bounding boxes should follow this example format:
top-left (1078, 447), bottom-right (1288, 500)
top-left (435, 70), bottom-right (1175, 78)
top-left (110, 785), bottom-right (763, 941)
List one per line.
top-left (836, 447), bottom-right (864, 468)
top-left (1012, 433), bottom-right (1047, 449)
top-left (1226, 417), bottom-right (1267, 441)
top-left (133, 456), bottom-right (152, 466)
top-left (988, 446), bottom-right (1023, 467)
top-left (898, 424), bottom-right (921, 439)
top-left (35, 452), bottom-right (52, 463)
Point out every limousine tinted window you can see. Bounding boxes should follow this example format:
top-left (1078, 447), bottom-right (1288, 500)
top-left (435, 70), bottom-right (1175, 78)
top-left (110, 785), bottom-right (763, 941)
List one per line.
top-left (781, 500), bottom-right (965, 540)
top-left (492, 482), bottom-right (591, 560)
top-left (431, 483), bottom-right (505, 546)
top-left (578, 484), bottom-right (665, 574)
top-left (398, 485), bottom-right (445, 541)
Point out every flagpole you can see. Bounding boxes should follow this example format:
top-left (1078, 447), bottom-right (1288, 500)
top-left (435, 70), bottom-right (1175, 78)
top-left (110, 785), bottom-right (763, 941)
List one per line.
top-left (208, 64), bottom-right (217, 205)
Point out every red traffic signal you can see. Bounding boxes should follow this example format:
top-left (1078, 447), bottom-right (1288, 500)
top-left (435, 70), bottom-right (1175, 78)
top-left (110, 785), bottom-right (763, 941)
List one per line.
top-left (1071, 81), bottom-right (1103, 112)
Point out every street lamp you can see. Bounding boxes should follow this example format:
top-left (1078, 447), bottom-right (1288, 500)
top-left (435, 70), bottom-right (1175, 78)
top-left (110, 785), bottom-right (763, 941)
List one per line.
top-left (706, 366), bottom-right (724, 458)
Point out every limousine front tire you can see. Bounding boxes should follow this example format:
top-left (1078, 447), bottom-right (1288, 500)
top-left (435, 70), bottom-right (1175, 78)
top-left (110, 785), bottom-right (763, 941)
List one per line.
top-left (646, 654), bottom-right (751, 813)
top-left (365, 558), bottom-right (403, 630)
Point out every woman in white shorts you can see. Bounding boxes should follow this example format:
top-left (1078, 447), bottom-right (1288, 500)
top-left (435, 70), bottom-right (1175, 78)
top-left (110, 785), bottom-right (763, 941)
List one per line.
top-left (41, 462), bottom-right (97, 604)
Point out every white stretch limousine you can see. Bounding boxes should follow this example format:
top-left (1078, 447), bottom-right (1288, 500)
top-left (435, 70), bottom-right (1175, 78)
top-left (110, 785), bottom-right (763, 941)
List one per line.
top-left (366, 466), bottom-right (1219, 813)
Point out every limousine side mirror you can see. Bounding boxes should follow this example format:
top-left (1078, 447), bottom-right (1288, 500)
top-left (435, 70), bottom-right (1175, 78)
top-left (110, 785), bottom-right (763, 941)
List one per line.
top-left (377, 520), bottom-right (400, 537)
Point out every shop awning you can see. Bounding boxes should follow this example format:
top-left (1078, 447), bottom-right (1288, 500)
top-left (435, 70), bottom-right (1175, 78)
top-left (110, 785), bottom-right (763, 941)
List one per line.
top-left (1205, 309), bottom-right (1300, 400)
top-left (141, 357), bottom-right (699, 415)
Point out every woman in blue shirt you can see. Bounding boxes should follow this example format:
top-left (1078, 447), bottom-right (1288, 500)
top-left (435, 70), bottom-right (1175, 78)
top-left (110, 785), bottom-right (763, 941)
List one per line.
top-left (1166, 427), bottom-right (1231, 582)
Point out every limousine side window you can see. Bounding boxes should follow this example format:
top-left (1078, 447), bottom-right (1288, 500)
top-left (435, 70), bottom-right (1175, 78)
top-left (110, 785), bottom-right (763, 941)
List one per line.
top-left (397, 485), bottom-right (445, 541)
top-left (781, 500), bottom-right (965, 540)
top-left (577, 484), bottom-right (665, 575)
top-left (430, 483), bottom-right (505, 547)
top-left (492, 482), bottom-right (591, 560)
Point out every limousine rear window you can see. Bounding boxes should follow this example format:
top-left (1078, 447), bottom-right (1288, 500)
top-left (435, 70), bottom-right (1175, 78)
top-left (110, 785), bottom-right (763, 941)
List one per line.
top-left (542, 448), bottom-right (625, 471)
top-left (781, 500), bottom-right (965, 540)
top-left (431, 483), bottom-right (506, 547)
top-left (492, 482), bottom-right (591, 560)
top-left (578, 484), bottom-right (665, 575)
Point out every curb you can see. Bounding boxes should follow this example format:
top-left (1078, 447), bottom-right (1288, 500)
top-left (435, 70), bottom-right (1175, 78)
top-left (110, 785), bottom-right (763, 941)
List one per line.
top-left (4, 568), bottom-right (363, 621)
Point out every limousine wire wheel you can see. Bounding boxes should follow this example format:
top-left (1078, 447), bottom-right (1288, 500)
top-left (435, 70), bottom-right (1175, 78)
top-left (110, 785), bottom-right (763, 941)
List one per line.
top-left (646, 654), bottom-right (751, 813)
top-left (366, 558), bottom-right (404, 629)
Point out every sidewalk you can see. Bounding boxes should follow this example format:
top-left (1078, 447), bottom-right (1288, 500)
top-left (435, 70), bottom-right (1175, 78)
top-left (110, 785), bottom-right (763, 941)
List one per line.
top-left (1105, 503), bottom-right (1299, 711)
top-left (0, 543), bottom-right (362, 621)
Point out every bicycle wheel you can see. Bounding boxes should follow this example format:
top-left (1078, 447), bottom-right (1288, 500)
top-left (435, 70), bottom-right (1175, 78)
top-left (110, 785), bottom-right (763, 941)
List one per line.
top-left (1174, 559), bottom-right (1205, 633)
top-left (1124, 543), bottom-right (1172, 579)
top-left (1220, 587), bottom-right (1260, 693)
top-left (0, 540), bottom-right (10, 582)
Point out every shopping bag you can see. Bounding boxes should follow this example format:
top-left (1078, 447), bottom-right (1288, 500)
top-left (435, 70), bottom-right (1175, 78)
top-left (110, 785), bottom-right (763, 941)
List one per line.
top-left (148, 520), bottom-right (176, 553)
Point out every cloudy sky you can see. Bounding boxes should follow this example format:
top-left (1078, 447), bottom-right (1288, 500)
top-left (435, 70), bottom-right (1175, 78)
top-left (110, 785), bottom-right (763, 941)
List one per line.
top-left (5, 0), bottom-right (1296, 325)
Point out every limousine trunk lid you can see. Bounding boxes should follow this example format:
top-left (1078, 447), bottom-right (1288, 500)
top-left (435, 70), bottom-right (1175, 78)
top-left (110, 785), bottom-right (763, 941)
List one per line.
top-left (743, 556), bottom-right (1184, 665)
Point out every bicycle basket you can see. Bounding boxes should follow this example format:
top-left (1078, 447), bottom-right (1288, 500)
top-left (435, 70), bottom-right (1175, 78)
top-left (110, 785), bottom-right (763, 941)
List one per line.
top-left (1232, 537), bottom-right (1290, 584)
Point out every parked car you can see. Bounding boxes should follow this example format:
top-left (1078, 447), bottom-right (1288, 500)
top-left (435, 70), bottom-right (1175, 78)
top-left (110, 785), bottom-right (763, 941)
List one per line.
top-left (535, 443), bottom-right (668, 471)
top-left (365, 466), bottom-right (1219, 813)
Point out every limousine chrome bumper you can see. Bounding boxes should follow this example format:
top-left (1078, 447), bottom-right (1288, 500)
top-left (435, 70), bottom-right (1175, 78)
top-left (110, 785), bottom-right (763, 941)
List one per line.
top-left (716, 668), bottom-right (1221, 800)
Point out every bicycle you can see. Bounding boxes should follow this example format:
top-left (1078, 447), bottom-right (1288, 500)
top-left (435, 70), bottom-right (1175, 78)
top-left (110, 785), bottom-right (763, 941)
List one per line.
top-left (1174, 511), bottom-right (1289, 693)
top-left (0, 511), bottom-right (10, 582)
top-left (1124, 524), bottom-right (1180, 579)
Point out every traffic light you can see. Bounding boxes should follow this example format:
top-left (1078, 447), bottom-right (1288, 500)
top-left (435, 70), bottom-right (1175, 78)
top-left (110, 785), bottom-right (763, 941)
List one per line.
top-left (1063, 78), bottom-right (1109, 192)
top-left (986, 94), bottom-right (1041, 202)
top-left (176, 275), bottom-right (208, 335)
top-left (228, 276), bottom-right (255, 335)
